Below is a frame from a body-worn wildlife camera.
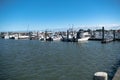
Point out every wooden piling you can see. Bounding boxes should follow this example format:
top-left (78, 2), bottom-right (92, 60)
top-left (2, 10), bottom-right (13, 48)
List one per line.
top-left (67, 30), bottom-right (69, 40)
top-left (113, 30), bottom-right (116, 41)
top-left (102, 27), bottom-right (105, 41)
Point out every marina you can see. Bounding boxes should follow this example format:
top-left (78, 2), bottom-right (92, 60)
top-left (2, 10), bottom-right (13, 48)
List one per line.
top-left (1, 0), bottom-right (120, 80)
top-left (1, 27), bottom-right (120, 43)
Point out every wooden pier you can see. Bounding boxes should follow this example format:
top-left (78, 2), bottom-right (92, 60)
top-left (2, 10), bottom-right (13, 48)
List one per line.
top-left (112, 67), bottom-right (120, 80)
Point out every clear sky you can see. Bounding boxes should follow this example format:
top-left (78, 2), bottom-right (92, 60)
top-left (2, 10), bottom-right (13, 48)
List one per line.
top-left (0, 0), bottom-right (120, 31)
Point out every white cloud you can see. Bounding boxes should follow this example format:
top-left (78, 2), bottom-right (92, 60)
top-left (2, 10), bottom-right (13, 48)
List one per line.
top-left (76, 24), bottom-right (120, 30)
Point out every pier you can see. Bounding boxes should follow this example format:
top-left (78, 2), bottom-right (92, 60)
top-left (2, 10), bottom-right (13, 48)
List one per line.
top-left (112, 67), bottom-right (120, 80)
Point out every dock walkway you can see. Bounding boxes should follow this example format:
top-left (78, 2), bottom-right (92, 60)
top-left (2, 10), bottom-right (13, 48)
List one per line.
top-left (112, 67), bottom-right (120, 80)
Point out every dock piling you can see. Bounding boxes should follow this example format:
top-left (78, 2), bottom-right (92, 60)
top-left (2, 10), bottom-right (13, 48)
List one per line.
top-left (102, 27), bottom-right (105, 42)
top-left (113, 30), bottom-right (116, 41)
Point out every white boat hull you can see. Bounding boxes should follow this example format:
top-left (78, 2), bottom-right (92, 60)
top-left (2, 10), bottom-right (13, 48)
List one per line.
top-left (78, 37), bottom-right (90, 41)
top-left (53, 37), bottom-right (62, 41)
top-left (4, 36), bottom-right (9, 39)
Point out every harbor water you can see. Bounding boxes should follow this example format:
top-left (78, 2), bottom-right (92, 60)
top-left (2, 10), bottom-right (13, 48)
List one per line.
top-left (0, 39), bottom-right (120, 80)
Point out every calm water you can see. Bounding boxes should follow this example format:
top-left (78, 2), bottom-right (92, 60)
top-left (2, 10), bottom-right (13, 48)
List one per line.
top-left (0, 39), bottom-right (120, 80)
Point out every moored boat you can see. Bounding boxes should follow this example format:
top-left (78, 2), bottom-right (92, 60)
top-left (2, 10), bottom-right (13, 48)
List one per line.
top-left (77, 32), bottom-right (90, 41)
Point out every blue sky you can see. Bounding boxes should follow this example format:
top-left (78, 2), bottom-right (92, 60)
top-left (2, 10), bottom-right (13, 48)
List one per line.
top-left (0, 0), bottom-right (120, 31)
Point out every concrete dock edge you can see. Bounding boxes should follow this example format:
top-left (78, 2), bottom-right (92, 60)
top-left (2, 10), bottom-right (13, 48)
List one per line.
top-left (112, 67), bottom-right (120, 80)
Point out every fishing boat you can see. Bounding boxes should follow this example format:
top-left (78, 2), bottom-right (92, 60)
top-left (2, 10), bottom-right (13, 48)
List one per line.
top-left (76, 31), bottom-right (90, 42)
top-left (4, 32), bottom-right (9, 39)
top-left (61, 30), bottom-right (91, 42)
top-left (52, 35), bottom-right (62, 41)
